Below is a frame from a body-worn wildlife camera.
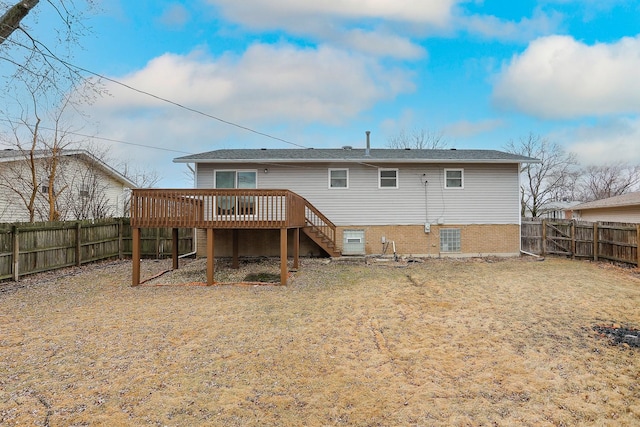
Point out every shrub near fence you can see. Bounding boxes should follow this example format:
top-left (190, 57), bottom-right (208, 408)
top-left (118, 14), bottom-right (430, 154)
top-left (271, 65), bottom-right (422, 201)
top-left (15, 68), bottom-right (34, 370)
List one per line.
top-left (0, 219), bottom-right (194, 281)
top-left (521, 219), bottom-right (640, 266)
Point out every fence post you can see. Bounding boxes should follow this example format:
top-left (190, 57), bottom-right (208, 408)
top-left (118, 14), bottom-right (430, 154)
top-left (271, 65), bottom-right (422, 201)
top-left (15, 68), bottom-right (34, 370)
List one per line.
top-left (541, 219), bottom-right (547, 256)
top-left (570, 220), bottom-right (576, 259)
top-left (76, 222), bottom-right (82, 267)
top-left (593, 222), bottom-right (599, 262)
top-left (156, 228), bottom-right (161, 258)
top-left (12, 225), bottom-right (19, 282)
top-left (637, 224), bottom-right (640, 267)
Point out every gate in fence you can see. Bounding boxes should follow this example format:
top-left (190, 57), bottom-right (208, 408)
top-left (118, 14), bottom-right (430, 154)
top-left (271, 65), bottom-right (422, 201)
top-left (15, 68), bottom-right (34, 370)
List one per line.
top-left (521, 219), bottom-right (640, 266)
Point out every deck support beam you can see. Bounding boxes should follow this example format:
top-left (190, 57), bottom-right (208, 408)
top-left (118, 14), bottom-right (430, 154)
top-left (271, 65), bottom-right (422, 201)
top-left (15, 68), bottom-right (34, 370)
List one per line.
top-left (232, 229), bottom-right (239, 269)
top-left (207, 228), bottom-right (215, 285)
top-left (280, 228), bottom-right (288, 285)
top-left (293, 227), bottom-right (299, 270)
top-left (172, 228), bottom-right (179, 270)
top-left (132, 227), bottom-right (141, 286)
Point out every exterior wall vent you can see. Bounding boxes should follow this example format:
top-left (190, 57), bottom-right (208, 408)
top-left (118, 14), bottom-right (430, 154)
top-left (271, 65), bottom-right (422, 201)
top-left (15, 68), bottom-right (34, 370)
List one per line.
top-left (343, 229), bottom-right (365, 255)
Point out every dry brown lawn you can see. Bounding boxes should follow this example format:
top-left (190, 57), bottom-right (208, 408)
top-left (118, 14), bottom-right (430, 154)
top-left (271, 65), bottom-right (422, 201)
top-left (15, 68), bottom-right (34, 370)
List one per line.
top-left (1, 257), bottom-right (639, 426)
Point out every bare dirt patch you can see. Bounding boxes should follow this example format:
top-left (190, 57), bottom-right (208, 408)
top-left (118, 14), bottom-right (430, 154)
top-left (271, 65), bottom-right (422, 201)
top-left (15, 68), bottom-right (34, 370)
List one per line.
top-left (1, 257), bottom-right (639, 426)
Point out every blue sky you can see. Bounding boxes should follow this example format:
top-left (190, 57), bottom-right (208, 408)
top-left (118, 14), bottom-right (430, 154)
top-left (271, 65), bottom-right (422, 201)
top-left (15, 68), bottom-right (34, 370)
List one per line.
top-left (5, 0), bottom-right (640, 187)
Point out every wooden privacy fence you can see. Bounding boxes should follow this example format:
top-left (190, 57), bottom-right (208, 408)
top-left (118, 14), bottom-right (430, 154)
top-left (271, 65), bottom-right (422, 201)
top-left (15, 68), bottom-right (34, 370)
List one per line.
top-left (521, 219), bottom-right (640, 266)
top-left (0, 219), bottom-right (194, 282)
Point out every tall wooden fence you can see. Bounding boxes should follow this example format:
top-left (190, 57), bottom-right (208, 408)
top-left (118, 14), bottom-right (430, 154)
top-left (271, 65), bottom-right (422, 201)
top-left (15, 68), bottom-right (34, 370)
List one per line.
top-left (0, 219), bottom-right (194, 281)
top-left (521, 219), bottom-right (640, 266)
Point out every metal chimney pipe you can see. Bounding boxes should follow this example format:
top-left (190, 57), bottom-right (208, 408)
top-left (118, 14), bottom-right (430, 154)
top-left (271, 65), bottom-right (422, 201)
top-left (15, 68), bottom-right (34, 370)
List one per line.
top-left (365, 131), bottom-right (371, 156)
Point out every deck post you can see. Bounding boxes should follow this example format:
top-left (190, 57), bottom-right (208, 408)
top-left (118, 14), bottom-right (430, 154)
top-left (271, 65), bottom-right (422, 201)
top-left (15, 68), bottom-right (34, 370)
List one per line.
top-left (280, 228), bottom-right (288, 285)
top-left (293, 227), bottom-right (299, 270)
top-left (172, 228), bottom-right (179, 270)
top-left (132, 227), bottom-right (141, 286)
top-left (232, 229), bottom-right (239, 269)
top-left (207, 228), bottom-right (214, 285)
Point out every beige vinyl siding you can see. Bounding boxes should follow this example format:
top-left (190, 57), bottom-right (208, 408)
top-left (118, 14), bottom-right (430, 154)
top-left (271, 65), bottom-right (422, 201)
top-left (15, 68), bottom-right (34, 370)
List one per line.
top-left (574, 206), bottom-right (640, 223)
top-left (195, 162), bottom-right (520, 225)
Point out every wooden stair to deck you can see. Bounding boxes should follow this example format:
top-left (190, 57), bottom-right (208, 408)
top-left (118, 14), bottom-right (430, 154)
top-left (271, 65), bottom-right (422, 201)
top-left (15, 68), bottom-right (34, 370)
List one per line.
top-left (302, 199), bottom-right (341, 257)
top-left (303, 226), bottom-right (341, 257)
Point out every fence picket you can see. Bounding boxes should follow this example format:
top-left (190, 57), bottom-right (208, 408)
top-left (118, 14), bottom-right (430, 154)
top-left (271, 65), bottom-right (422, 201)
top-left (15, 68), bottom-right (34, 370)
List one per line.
top-left (0, 219), bottom-right (194, 282)
top-left (521, 219), bottom-right (638, 266)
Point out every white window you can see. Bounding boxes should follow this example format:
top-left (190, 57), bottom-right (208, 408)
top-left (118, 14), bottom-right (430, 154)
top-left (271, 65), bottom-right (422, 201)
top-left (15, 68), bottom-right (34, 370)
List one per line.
top-left (41, 175), bottom-right (50, 194)
top-left (329, 168), bottom-right (349, 189)
top-left (214, 170), bottom-right (257, 215)
top-left (79, 184), bottom-right (90, 198)
top-left (444, 169), bottom-right (463, 189)
top-left (440, 229), bottom-right (461, 253)
top-left (379, 168), bottom-right (398, 189)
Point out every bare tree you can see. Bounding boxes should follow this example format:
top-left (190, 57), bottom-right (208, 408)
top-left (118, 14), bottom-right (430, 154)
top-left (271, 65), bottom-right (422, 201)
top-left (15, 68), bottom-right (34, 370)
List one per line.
top-left (505, 133), bottom-right (578, 218)
top-left (0, 0), bottom-right (39, 45)
top-left (65, 166), bottom-right (115, 220)
top-left (576, 164), bottom-right (640, 201)
top-left (387, 128), bottom-right (448, 149)
top-left (1, 1), bottom-right (99, 103)
top-left (0, 81), bottom-right (85, 222)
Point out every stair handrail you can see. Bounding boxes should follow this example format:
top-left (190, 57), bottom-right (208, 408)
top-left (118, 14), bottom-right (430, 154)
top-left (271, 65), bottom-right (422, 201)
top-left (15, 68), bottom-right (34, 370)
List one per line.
top-left (302, 198), bottom-right (336, 245)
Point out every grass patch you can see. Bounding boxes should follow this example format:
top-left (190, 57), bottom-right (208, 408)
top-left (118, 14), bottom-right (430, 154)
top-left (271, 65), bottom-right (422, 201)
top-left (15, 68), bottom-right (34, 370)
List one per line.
top-left (1, 257), bottom-right (639, 426)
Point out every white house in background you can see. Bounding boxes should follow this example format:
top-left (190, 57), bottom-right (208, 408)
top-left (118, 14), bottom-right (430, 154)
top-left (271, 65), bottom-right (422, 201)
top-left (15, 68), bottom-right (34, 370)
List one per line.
top-left (535, 200), bottom-right (583, 220)
top-left (174, 146), bottom-right (538, 258)
top-left (0, 149), bottom-right (136, 223)
top-left (572, 192), bottom-right (640, 223)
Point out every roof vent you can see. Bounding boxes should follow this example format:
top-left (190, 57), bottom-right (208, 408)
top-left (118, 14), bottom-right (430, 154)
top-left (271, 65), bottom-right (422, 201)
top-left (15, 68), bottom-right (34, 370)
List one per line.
top-left (260, 148), bottom-right (267, 150)
top-left (404, 147), bottom-right (411, 150)
top-left (450, 148), bottom-right (457, 151)
top-left (342, 145), bottom-right (352, 150)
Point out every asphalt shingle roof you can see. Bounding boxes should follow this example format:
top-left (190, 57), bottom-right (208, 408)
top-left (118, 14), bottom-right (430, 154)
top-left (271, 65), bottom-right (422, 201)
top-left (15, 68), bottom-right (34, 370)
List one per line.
top-left (174, 148), bottom-right (538, 164)
top-left (573, 192), bottom-right (640, 210)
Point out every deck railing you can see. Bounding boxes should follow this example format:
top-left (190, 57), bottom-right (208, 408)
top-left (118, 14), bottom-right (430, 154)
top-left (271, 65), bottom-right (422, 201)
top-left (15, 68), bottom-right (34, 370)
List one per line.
top-left (131, 189), bottom-right (306, 229)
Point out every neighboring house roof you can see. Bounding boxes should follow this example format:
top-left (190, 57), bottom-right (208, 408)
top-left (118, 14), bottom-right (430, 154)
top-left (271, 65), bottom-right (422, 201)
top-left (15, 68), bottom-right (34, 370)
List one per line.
top-left (573, 192), bottom-right (640, 210)
top-left (0, 149), bottom-right (136, 188)
top-left (539, 200), bottom-right (583, 211)
top-left (174, 148), bottom-right (539, 164)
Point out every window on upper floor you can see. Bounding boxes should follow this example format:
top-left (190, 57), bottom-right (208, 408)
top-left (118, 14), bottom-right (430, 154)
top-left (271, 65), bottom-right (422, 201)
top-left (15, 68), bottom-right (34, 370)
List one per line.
top-left (379, 168), bottom-right (398, 189)
top-left (329, 168), bottom-right (349, 189)
top-left (444, 168), bottom-right (464, 189)
top-left (79, 184), bottom-right (90, 198)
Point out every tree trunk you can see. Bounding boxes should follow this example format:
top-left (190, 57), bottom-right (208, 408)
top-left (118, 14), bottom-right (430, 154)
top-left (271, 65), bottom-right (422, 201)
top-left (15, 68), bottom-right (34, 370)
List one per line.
top-left (0, 1), bottom-right (40, 45)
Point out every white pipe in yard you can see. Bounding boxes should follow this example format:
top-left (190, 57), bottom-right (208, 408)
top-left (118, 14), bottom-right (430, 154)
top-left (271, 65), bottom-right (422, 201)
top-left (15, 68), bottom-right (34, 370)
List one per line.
top-left (520, 249), bottom-right (544, 260)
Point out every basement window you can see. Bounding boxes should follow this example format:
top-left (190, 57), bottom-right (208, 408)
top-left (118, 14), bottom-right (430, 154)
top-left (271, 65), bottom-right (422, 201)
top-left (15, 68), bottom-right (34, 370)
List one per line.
top-left (440, 229), bottom-right (461, 253)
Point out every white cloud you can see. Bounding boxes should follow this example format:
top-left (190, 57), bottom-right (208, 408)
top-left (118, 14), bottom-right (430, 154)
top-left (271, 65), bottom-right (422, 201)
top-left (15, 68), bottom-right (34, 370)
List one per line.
top-left (337, 29), bottom-right (426, 59)
top-left (460, 9), bottom-right (562, 42)
top-left (204, 0), bottom-right (458, 58)
top-left (208, 0), bottom-right (458, 27)
top-left (560, 117), bottom-right (640, 165)
top-left (493, 35), bottom-right (640, 119)
top-left (95, 44), bottom-right (413, 124)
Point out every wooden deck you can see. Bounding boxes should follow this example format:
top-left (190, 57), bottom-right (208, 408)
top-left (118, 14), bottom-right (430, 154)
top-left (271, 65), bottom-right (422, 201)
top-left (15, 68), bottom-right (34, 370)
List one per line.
top-left (129, 189), bottom-right (339, 286)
